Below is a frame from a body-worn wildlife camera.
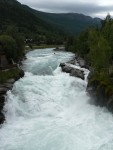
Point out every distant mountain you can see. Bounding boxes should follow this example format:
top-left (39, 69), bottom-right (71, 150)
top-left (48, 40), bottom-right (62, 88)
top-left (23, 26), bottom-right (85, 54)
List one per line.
top-left (0, 0), bottom-right (62, 38)
top-left (23, 6), bottom-right (101, 34)
top-left (34, 11), bottom-right (101, 34)
top-left (0, 0), bottom-right (101, 37)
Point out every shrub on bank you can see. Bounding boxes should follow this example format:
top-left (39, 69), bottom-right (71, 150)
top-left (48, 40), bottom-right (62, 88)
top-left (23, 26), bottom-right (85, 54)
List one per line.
top-left (0, 68), bottom-right (21, 84)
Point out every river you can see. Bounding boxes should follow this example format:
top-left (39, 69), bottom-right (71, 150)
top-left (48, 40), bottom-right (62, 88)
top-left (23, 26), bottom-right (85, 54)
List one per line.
top-left (0, 48), bottom-right (113, 150)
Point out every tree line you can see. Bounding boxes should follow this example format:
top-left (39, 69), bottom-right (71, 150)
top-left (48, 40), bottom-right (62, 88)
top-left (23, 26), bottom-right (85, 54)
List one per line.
top-left (66, 14), bottom-right (113, 74)
top-left (0, 26), bottom-right (24, 63)
top-left (65, 14), bottom-right (113, 102)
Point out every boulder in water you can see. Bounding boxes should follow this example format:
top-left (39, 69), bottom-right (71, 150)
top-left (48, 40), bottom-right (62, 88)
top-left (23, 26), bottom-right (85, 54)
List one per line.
top-left (60, 63), bottom-right (84, 80)
top-left (70, 69), bottom-right (84, 80)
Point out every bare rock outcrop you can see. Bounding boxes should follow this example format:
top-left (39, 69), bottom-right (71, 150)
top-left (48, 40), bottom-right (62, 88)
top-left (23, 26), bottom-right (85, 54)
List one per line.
top-left (60, 63), bottom-right (84, 80)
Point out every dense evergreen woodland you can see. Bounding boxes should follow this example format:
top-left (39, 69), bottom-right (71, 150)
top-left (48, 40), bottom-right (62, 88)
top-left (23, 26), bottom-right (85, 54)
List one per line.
top-left (66, 14), bottom-right (113, 110)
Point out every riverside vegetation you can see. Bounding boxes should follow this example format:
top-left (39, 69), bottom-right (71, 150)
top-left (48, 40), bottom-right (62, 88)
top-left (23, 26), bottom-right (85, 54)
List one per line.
top-left (65, 14), bottom-right (113, 112)
top-left (0, 26), bottom-right (25, 124)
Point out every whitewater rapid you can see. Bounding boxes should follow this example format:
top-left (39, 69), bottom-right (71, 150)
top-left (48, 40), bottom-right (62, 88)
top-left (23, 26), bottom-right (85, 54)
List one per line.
top-left (0, 48), bottom-right (113, 150)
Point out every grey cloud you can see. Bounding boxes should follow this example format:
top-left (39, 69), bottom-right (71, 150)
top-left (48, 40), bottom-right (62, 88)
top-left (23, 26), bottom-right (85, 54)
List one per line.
top-left (18, 0), bottom-right (113, 17)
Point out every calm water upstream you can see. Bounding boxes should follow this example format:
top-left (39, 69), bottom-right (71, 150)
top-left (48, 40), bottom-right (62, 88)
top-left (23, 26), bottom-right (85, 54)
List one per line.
top-left (0, 48), bottom-right (113, 150)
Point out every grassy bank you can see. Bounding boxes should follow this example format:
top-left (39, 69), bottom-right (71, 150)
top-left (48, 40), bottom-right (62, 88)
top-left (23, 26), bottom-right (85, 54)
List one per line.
top-left (25, 44), bottom-right (64, 51)
top-left (0, 68), bottom-right (21, 84)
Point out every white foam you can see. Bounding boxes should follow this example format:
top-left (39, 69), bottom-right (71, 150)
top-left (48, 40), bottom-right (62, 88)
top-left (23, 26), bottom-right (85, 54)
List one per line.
top-left (0, 48), bottom-right (113, 150)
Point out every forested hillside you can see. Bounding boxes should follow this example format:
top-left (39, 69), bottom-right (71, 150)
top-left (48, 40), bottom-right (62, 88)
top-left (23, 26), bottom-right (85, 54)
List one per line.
top-left (0, 0), bottom-right (101, 37)
top-left (66, 14), bottom-right (113, 112)
top-left (24, 6), bottom-right (101, 35)
top-left (0, 0), bottom-right (64, 45)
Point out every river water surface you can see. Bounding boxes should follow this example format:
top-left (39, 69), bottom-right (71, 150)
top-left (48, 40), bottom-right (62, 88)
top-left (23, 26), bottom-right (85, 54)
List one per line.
top-left (0, 48), bottom-right (113, 150)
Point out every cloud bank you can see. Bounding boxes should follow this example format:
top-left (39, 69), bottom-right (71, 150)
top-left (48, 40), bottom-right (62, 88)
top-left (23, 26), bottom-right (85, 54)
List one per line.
top-left (18, 0), bottom-right (113, 18)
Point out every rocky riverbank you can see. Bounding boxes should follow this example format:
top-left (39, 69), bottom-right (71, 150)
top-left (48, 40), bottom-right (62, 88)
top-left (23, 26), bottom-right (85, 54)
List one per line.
top-left (0, 68), bottom-right (24, 124)
top-left (77, 55), bottom-right (113, 113)
top-left (59, 54), bottom-right (89, 80)
top-left (60, 54), bottom-right (113, 113)
top-left (87, 71), bottom-right (113, 113)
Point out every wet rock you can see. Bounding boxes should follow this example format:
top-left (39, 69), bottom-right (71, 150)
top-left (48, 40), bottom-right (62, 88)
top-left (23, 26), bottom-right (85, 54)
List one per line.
top-left (2, 83), bottom-right (13, 89)
top-left (70, 69), bottom-right (84, 80)
top-left (67, 59), bottom-right (76, 65)
top-left (6, 79), bottom-right (15, 84)
top-left (0, 87), bottom-right (8, 95)
top-left (19, 69), bottom-right (24, 78)
top-left (59, 63), bottom-right (65, 68)
top-left (76, 57), bottom-right (89, 69)
top-left (60, 63), bottom-right (84, 80)
top-left (62, 65), bottom-right (73, 74)
top-left (87, 77), bottom-right (110, 108)
top-left (87, 71), bottom-right (93, 80)
top-left (78, 58), bottom-right (86, 68)
top-left (0, 96), bottom-right (5, 110)
top-left (0, 112), bottom-right (5, 124)
top-left (0, 95), bottom-right (5, 124)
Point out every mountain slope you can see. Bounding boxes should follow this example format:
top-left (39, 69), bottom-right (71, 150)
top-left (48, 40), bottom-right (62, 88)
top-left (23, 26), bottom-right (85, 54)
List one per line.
top-left (0, 0), bottom-right (62, 38)
top-left (24, 7), bottom-right (101, 34)
top-left (36, 12), bottom-right (101, 34)
top-left (0, 0), bottom-right (101, 37)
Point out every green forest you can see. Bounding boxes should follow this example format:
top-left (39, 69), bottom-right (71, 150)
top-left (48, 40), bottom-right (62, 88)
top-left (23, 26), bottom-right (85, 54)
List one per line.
top-left (66, 14), bottom-right (113, 109)
top-left (0, 0), bottom-right (64, 50)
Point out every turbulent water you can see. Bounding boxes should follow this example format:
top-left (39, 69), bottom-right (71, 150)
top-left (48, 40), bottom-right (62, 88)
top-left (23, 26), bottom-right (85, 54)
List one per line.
top-left (0, 48), bottom-right (113, 150)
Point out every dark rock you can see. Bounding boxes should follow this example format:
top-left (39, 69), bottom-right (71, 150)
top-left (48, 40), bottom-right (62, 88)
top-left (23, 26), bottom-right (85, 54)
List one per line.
top-left (2, 83), bottom-right (13, 89)
top-left (0, 96), bottom-right (5, 110)
top-left (0, 95), bottom-right (5, 124)
top-left (19, 69), bottom-right (24, 78)
top-left (87, 77), bottom-right (110, 108)
top-left (62, 66), bottom-right (73, 73)
top-left (6, 79), bottom-right (15, 84)
top-left (78, 58), bottom-right (86, 68)
top-left (59, 63), bottom-right (65, 68)
top-left (0, 112), bottom-right (5, 124)
top-left (87, 71), bottom-right (93, 80)
top-left (0, 87), bottom-right (8, 94)
top-left (70, 69), bottom-right (84, 80)
top-left (77, 57), bottom-right (90, 69)
top-left (67, 59), bottom-right (76, 65)
top-left (96, 86), bottom-right (106, 107)
top-left (0, 95), bottom-right (5, 104)
top-left (60, 63), bottom-right (84, 80)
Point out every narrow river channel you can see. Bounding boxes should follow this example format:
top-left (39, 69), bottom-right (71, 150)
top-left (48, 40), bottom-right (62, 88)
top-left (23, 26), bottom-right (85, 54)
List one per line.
top-left (0, 48), bottom-right (113, 150)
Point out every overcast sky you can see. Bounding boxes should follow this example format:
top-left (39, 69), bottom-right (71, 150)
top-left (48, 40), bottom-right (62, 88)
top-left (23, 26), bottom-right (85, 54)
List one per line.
top-left (18, 0), bottom-right (113, 18)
